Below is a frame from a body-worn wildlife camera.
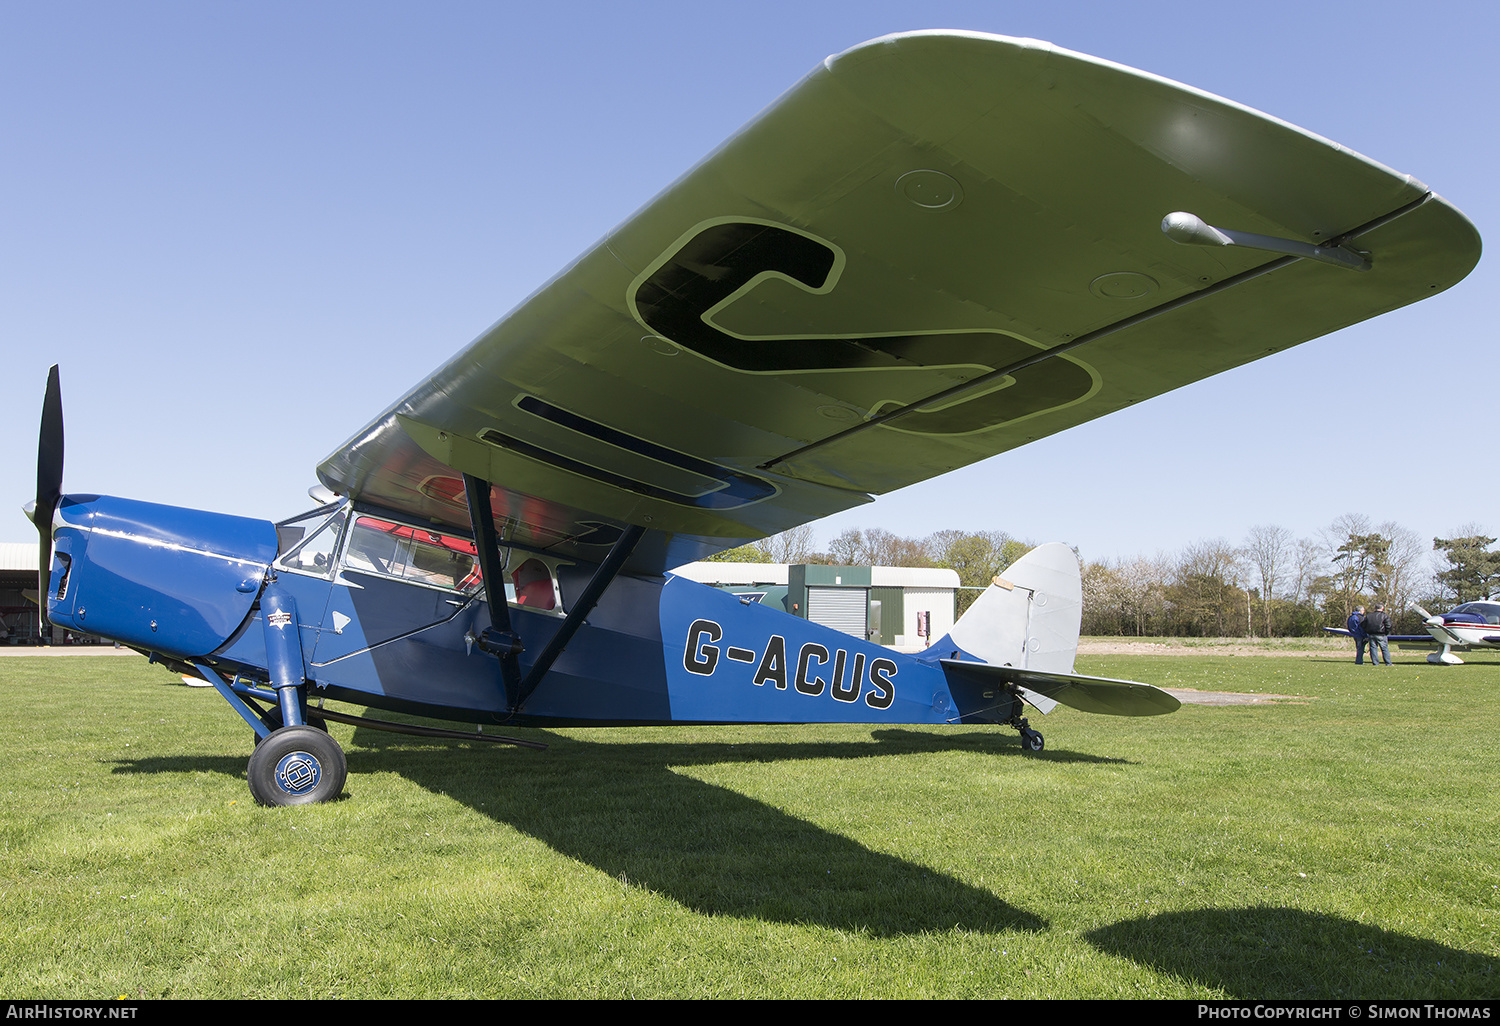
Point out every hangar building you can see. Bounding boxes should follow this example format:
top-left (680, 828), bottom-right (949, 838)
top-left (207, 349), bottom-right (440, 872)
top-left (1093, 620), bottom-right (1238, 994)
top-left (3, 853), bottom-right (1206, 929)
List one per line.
top-left (670, 562), bottom-right (959, 653)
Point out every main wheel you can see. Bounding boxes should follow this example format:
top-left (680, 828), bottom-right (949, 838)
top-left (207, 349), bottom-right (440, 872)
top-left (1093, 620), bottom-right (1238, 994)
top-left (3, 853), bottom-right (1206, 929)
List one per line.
top-left (1020, 728), bottom-right (1045, 752)
top-left (247, 725), bottom-right (347, 806)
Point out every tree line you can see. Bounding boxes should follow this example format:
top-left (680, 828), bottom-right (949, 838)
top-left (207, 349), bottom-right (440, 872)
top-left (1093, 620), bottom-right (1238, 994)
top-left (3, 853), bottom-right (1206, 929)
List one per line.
top-left (705, 517), bottom-right (1500, 636)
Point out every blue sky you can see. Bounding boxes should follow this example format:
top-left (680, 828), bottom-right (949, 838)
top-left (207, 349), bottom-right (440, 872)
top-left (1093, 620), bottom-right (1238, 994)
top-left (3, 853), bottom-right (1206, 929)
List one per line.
top-left (3, 1), bottom-right (1494, 566)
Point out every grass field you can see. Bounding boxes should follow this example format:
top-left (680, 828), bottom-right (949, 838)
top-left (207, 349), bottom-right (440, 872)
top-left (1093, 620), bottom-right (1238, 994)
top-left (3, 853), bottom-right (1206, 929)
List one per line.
top-left (2, 647), bottom-right (1496, 999)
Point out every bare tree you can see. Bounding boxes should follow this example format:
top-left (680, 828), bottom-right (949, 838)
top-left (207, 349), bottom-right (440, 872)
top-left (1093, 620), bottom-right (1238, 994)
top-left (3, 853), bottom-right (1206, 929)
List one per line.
top-left (1170, 539), bottom-right (1247, 636)
top-left (818, 526), bottom-right (935, 567)
top-left (857, 528), bottom-right (901, 566)
top-left (848, 527), bottom-right (932, 567)
top-left (826, 528), bottom-right (864, 565)
top-left (1324, 513), bottom-right (1378, 616)
top-left (1288, 536), bottom-right (1325, 606)
top-left (1244, 524), bottom-right (1293, 636)
top-left (758, 523), bottom-right (817, 564)
top-left (1376, 521), bottom-right (1426, 618)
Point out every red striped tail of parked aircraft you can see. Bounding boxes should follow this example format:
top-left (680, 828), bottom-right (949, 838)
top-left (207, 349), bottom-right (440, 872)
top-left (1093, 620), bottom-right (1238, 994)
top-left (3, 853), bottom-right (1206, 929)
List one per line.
top-left (26, 32), bottom-right (1480, 804)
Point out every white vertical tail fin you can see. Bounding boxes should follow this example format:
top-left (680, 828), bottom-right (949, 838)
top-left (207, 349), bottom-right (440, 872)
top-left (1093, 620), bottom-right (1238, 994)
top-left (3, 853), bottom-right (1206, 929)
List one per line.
top-left (945, 542), bottom-right (1082, 673)
top-left (934, 543), bottom-right (1177, 720)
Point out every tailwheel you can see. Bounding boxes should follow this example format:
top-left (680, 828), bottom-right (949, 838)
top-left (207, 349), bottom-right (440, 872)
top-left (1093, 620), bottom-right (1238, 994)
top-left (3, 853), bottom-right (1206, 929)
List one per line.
top-left (247, 725), bottom-right (347, 806)
top-left (1003, 693), bottom-right (1044, 753)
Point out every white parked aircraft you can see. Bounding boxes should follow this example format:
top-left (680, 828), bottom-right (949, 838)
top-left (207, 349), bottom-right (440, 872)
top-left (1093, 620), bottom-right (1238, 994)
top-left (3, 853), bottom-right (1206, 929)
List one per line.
top-left (1407, 601), bottom-right (1500, 664)
top-left (1328, 601), bottom-right (1500, 664)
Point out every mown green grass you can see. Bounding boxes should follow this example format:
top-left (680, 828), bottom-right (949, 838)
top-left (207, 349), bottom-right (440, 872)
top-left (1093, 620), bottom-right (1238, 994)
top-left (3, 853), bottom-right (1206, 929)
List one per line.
top-left (1083, 634), bottom-right (1352, 652)
top-left (1, 650), bottom-right (1496, 998)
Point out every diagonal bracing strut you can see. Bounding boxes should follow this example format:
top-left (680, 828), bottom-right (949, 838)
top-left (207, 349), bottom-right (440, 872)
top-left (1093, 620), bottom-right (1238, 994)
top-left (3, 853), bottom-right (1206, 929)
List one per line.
top-left (462, 472), bottom-right (646, 715)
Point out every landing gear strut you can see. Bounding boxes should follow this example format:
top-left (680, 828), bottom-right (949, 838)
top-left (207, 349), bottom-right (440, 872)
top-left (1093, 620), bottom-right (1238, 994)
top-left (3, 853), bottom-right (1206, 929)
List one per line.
top-left (1004, 693), bottom-right (1044, 753)
top-left (190, 661), bottom-right (350, 805)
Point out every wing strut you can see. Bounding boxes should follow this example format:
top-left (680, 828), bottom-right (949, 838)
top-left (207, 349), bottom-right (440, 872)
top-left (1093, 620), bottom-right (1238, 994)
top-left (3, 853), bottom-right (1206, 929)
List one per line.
top-left (462, 473), bottom-right (524, 708)
top-left (514, 523), bottom-right (646, 711)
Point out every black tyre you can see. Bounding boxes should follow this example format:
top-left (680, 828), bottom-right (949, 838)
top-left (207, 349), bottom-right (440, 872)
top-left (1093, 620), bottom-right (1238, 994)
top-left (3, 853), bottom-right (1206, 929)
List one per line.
top-left (247, 725), bottom-right (347, 806)
top-left (1021, 729), bottom-right (1045, 752)
top-left (254, 710), bottom-right (328, 746)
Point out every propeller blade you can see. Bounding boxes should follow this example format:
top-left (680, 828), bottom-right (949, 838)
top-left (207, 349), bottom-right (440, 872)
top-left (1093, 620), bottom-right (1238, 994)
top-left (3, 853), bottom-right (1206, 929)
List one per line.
top-left (34, 365), bottom-right (63, 630)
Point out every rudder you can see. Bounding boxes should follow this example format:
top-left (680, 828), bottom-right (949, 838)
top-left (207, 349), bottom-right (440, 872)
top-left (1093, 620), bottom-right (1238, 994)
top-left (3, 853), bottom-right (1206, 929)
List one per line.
top-left (932, 542), bottom-right (1082, 673)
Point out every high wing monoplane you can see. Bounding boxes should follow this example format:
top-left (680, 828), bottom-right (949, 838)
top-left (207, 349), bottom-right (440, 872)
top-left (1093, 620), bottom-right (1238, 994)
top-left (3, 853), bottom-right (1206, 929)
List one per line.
top-left (27, 32), bottom-right (1480, 804)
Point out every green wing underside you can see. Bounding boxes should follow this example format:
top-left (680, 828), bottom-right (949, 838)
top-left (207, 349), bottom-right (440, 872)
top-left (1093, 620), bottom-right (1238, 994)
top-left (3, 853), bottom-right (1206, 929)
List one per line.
top-left (316, 30), bottom-right (1479, 574)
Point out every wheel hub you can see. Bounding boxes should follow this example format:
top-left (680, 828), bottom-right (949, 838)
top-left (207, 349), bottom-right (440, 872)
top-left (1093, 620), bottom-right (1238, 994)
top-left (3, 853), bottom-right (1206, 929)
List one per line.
top-left (274, 750), bottom-right (322, 795)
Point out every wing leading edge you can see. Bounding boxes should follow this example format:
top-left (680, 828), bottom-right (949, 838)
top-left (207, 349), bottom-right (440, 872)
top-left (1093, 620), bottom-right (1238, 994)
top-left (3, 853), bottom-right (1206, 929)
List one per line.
top-left (317, 31), bottom-right (1479, 574)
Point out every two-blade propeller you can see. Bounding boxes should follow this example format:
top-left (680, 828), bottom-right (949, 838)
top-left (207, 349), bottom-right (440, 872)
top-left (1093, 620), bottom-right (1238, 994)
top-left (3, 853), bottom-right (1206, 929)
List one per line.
top-left (1411, 604), bottom-right (1445, 627)
top-left (29, 366), bottom-right (64, 629)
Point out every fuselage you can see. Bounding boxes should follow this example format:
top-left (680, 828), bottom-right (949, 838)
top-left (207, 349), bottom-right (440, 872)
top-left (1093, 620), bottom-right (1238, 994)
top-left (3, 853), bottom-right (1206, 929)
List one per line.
top-left (44, 496), bottom-right (1001, 729)
top-left (1422, 601), bottom-right (1500, 650)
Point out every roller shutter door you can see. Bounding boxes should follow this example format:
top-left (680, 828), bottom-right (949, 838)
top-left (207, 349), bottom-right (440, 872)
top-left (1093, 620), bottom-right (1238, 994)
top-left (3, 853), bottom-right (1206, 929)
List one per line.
top-left (807, 587), bottom-right (868, 637)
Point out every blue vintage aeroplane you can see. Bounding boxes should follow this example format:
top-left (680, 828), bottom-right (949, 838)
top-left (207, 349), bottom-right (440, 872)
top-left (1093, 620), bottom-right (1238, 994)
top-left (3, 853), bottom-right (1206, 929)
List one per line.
top-left (27, 32), bottom-right (1480, 805)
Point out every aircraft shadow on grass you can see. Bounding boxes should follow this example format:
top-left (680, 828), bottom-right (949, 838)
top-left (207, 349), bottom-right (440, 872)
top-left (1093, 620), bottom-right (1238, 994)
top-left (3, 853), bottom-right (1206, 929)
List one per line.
top-left (353, 726), bottom-right (1067, 936)
top-left (1085, 906), bottom-right (1495, 997)
top-left (112, 726), bottom-right (1133, 936)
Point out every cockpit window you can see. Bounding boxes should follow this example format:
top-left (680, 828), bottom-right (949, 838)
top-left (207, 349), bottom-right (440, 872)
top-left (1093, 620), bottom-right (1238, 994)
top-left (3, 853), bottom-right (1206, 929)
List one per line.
top-left (1452, 602), bottom-right (1500, 624)
top-left (344, 516), bottom-right (481, 593)
top-left (274, 504), bottom-right (344, 556)
top-left (279, 510), bottom-right (348, 577)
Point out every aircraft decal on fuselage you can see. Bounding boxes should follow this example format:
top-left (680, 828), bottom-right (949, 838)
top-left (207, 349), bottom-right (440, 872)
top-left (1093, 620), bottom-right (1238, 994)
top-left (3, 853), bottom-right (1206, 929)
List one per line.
top-left (682, 618), bottom-right (897, 709)
top-left (661, 576), bottom-right (951, 725)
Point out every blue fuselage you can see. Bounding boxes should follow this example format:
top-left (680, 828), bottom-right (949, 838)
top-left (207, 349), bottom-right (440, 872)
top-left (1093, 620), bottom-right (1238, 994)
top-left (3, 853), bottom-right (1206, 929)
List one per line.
top-left (46, 497), bottom-right (989, 729)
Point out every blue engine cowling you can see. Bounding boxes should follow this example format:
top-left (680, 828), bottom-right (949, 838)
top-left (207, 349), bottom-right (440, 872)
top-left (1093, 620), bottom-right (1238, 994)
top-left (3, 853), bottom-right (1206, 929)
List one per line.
top-left (47, 494), bottom-right (277, 658)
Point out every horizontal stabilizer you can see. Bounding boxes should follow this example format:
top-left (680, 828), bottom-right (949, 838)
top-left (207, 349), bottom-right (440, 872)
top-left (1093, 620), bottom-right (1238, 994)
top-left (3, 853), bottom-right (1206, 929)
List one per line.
top-left (941, 659), bottom-right (1180, 717)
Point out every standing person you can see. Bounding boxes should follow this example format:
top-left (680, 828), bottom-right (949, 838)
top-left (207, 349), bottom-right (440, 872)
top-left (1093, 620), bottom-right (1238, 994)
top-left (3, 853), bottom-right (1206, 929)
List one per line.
top-left (1347, 605), bottom-right (1367, 664)
top-left (1364, 603), bottom-right (1393, 666)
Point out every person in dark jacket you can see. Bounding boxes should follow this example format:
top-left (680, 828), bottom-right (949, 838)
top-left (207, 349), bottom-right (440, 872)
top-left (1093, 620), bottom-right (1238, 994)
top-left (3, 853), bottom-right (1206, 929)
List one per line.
top-left (1364, 604), bottom-right (1393, 666)
top-left (1347, 606), bottom-right (1367, 664)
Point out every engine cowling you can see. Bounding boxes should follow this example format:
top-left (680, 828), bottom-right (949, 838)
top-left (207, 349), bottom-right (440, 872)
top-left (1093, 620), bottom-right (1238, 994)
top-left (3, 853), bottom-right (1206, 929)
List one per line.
top-left (46, 494), bottom-right (277, 657)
